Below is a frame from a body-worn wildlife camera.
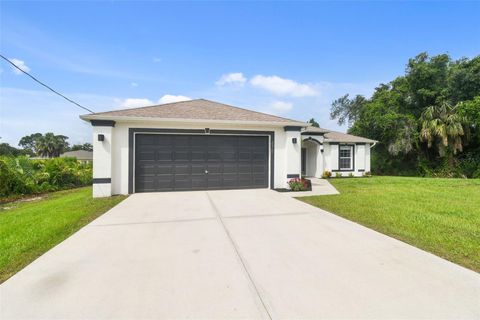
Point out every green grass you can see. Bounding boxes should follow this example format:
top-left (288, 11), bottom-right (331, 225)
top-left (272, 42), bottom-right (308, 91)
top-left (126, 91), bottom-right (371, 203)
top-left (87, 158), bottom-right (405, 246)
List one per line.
top-left (0, 187), bottom-right (126, 283)
top-left (300, 176), bottom-right (480, 272)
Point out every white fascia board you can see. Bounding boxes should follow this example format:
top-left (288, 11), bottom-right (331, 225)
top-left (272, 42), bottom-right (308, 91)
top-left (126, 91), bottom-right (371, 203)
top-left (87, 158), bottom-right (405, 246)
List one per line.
top-left (79, 115), bottom-right (309, 127)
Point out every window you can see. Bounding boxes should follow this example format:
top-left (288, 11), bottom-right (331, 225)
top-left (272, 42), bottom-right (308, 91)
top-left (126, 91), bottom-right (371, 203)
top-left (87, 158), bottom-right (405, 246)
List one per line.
top-left (339, 145), bottom-right (353, 170)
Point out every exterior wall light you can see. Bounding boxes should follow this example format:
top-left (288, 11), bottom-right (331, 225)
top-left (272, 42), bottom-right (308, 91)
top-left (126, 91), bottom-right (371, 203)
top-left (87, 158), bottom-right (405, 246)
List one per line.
top-left (292, 138), bottom-right (297, 144)
top-left (98, 134), bottom-right (105, 142)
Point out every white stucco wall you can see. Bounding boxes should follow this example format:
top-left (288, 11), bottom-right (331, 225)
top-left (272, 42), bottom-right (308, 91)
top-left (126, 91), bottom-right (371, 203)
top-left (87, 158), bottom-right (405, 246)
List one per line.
top-left (100, 120), bottom-right (297, 195)
top-left (91, 120), bottom-right (373, 196)
top-left (321, 143), bottom-right (372, 177)
top-left (92, 126), bottom-right (112, 197)
top-left (284, 130), bottom-right (302, 179)
top-left (305, 142), bottom-right (371, 178)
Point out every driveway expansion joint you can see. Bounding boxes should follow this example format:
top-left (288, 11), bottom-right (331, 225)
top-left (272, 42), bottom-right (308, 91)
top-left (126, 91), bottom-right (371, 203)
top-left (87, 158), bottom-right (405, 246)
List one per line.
top-left (206, 192), bottom-right (274, 320)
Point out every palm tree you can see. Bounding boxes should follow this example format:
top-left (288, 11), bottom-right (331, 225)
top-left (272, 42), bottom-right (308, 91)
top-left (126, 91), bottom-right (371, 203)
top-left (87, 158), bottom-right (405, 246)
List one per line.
top-left (36, 133), bottom-right (69, 158)
top-left (420, 101), bottom-right (470, 162)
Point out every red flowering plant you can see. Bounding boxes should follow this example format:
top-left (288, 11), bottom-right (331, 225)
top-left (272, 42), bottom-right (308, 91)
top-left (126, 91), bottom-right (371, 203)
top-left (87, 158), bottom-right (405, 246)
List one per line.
top-left (288, 178), bottom-right (310, 191)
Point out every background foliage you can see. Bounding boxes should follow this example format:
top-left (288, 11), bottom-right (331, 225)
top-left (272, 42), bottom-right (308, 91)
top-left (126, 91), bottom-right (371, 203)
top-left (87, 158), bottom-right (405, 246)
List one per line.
top-left (331, 52), bottom-right (480, 178)
top-left (0, 156), bottom-right (92, 198)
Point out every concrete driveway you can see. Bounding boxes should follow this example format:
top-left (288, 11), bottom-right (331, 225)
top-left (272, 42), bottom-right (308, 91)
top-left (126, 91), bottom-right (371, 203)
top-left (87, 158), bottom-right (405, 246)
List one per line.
top-left (1, 189), bottom-right (479, 319)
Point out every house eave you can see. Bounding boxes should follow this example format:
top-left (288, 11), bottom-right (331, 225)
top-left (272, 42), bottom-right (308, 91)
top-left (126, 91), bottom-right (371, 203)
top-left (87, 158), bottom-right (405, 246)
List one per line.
top-left (80, 114), bottom-right (308, 127)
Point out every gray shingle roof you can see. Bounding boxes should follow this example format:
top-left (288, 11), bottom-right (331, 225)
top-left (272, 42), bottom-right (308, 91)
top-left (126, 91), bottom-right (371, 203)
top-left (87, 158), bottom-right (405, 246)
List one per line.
top-left (302, 126), bottom-right (330, 134)
top-left (324, 130), bottom-right (377, 143)
top-left (60, 150), bottom-right (93, 160)
top-left (303, 127), bottom-right (376, 143)
top-left (81, 99), bottom-right (304, 124)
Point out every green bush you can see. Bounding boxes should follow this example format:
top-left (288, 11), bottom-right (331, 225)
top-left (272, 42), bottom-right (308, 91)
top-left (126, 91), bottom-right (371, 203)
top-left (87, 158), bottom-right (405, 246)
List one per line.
top-left (0, 156), bottom-right (92, 198)
top-left (322, 170), bottom-right (332, 179)
top-left (288, 178), bottom-right (309, 191)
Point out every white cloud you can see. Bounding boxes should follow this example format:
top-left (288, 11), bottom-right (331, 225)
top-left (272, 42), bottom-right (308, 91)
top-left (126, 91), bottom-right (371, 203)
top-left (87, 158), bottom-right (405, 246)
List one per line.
top-left (216, 72), bottom-right (247, 86)
top-left (10, 58), bottom-right (31, 75)
top-left (120, 98), bottom-right (153, 109)
top-left (118, 95), bottom-right (191, 109)
top-left (271, 101), bottom-right (293, 113)
top-left (158, 94), bottom-right (191, 104)
top-left (130, 82), bottom-right (139, 87)
top-left (250, 75), bottom-right (317, 97)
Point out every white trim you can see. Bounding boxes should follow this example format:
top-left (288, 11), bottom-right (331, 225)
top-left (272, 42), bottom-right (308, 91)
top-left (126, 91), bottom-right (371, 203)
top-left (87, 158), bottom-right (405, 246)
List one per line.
top-left (80, 115), bottom-right (308, 127)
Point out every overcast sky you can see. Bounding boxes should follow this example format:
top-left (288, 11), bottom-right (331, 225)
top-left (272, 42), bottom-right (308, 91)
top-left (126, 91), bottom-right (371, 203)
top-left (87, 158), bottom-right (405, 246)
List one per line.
top-left (1, 1), bottom-right (479, 146)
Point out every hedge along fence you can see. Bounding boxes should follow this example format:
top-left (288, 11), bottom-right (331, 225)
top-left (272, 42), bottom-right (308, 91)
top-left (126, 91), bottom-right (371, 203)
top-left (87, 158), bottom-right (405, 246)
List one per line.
top-left (0, 156), bottom-right (92, 198)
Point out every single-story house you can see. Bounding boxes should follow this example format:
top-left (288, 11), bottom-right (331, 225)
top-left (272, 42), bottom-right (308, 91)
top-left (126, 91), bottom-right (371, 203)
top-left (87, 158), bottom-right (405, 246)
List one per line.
top-left (80, 99), bottom-right (376, 197)
top-left (60, 150), bottom-right (93, 163)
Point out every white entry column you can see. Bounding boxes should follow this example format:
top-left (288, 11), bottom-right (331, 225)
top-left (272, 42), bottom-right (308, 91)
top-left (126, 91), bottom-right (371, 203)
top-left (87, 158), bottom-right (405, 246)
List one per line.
top-left (91, 120), bottom-right (115, 197)
top-left (284, 126), bottom-right (303, 185)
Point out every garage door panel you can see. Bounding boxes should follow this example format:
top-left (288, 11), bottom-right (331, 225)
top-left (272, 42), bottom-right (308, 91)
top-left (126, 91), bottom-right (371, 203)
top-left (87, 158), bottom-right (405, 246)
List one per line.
top-left (157, 151), bottom-right (173, 161)
top-left (138, 151), bottom-right (155, 161)
top-left (238, 151), bottom-right (251, 161)
top-left (191, 164), bottom-right (206, 174)
top-left (191, 151), bottom-right (206, 161)
top-left (174, 164), bottom-right (190, 174)
top-left (207, 151), bottom-right (222, 161)
top-left (135, 134), bottom-right (269, 192)
top-left (137, 164), bottom-right (156, 175)
top-left (207, 163), bottom-right (222, 173)
top-left (238, 164), bottom-right (252, 174)
top-left (253, 164), bottom-right (267, 174)
top-left (252, 152), bottom-right (267, 161)
top-left (191, 177), bottom-right (207, 189)
top-left (238, 175), bottom-right (253, 187)
top-left (223, 164), bottom-right (237, 174)
top-left (157, 165), bottom-right (174, 175)
top-left (173, 151), bottom-right (189, 161)
top-left (156, 178), bottom-right (174, 189)
top-left (207, 176), bottom-right (222, 189)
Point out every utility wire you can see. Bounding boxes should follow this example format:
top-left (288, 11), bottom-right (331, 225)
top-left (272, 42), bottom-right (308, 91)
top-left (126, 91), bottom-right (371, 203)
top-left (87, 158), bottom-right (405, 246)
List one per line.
top-left (0, 53), bottom-right (95, 113)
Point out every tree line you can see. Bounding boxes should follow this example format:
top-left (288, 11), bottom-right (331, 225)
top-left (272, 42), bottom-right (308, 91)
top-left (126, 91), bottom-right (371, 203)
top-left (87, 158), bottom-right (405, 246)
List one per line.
top-left (0, 133), bottom-right (92, 158)
top-left (329, 52), bottom-right (479, 178)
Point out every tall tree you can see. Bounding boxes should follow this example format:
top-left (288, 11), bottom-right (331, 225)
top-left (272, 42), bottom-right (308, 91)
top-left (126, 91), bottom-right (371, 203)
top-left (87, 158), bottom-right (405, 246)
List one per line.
top-left (420, 102), bottom-right (469, 159)
top-left (330, 94), bottom-right (367, 127)
top-left (36, 133), bottom-right (69, 158)
top-left (18, 133), bottom-right (42, 154)
top-left (70, 143), bottom-right (93, 152)
top-left (329, 52), bottom-right (480, 177)
top-left (308, 118), bottom-right (320, 127)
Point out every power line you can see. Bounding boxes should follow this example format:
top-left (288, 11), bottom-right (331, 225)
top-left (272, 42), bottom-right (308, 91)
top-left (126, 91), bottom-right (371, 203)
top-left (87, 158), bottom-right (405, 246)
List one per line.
top-left (0, 54), bottom-right (95, 114)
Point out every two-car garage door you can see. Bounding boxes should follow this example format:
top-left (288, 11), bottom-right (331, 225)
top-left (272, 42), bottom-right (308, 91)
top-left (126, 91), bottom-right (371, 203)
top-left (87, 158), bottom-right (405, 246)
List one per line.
top-left (134, 134), bottom-right (269, 192)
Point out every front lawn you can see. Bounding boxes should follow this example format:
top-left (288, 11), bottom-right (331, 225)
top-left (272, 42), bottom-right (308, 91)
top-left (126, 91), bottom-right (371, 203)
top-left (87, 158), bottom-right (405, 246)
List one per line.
top-left (300, 176), bottom-right (480, 272)
top-left (0, 187), bottom-right (126, 283)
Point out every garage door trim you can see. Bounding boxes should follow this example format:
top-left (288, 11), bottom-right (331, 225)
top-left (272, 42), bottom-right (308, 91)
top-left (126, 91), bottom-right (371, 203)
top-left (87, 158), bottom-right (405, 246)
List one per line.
top-left (128, 128), bottom-right (275, 194)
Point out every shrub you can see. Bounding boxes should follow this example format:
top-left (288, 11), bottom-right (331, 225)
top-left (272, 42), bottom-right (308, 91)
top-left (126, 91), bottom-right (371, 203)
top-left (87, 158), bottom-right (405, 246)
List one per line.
top-left (0, 156), bottom-right (92, 198)
top-left (473, 168), bottom-right (480, 179)
top-left (335, 172), bottom-right (342, 178)
top-left (322, 170), bottom-right (332, 179)
top-left (363, 171), bottom-right (372, 177)
top-left (348, 172), bottom-right (354, 178)
top-left (288, 178), bottom-right (309, 191)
